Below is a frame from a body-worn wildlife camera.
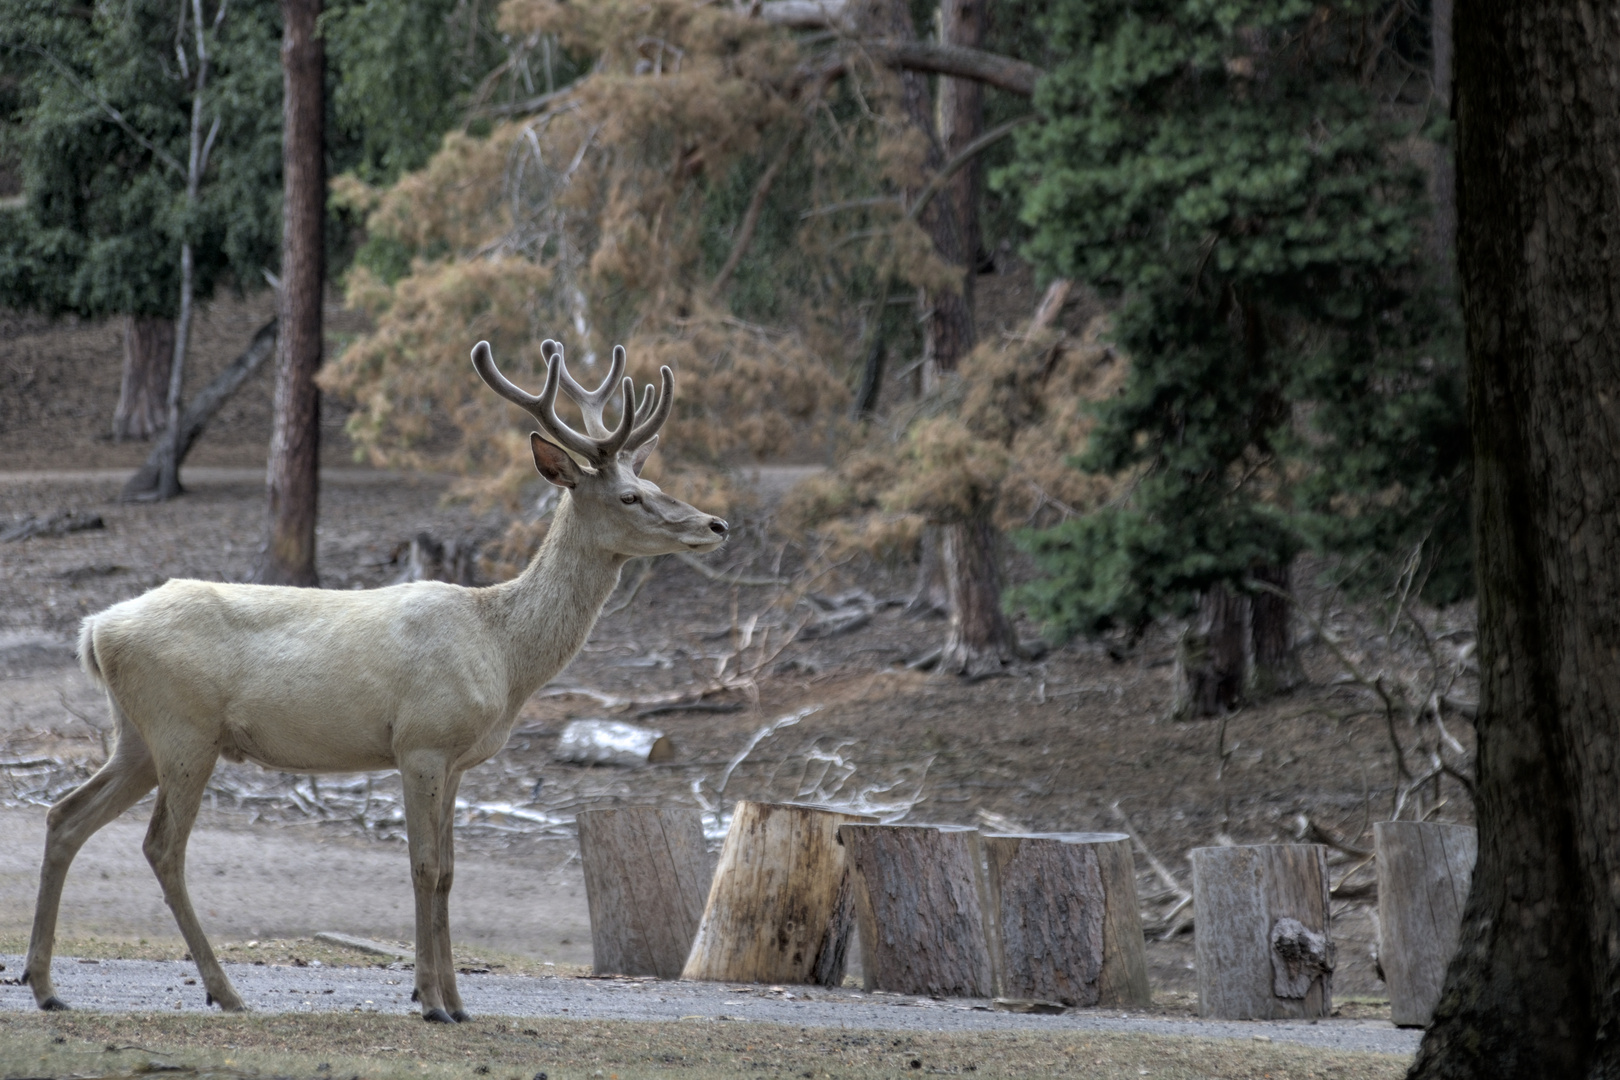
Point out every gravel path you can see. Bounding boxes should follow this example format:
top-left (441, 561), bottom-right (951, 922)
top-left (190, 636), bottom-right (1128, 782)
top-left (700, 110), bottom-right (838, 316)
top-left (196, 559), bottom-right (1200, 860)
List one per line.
top-left (0, 956), bottom-right (1420, 1057)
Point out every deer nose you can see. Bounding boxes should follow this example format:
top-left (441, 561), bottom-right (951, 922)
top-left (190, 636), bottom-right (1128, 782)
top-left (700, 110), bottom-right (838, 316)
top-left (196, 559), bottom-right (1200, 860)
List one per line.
top-left (709, 518), bottom-right (729, 537)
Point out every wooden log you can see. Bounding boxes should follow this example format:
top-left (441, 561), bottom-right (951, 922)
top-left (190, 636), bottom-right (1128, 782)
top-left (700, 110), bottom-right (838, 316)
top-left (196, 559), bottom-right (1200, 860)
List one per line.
top-left (983, 831), bottom-right (1151, 1008)
top-left (681, 801), bottom-right (876, 985)
top-left (576, 805), bottom-right (710, 978)
top-left (1191, 844), bottom-right (1334, 1019)
top-left (1375, 820), bottom-right (1477, 1027)
top-left (837, 824), bottom-right (994, 997)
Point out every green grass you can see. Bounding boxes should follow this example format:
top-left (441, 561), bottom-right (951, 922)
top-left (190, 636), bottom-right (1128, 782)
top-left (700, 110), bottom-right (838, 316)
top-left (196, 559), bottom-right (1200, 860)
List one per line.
top-left (0, 1011), bottom-right (1412, 1080)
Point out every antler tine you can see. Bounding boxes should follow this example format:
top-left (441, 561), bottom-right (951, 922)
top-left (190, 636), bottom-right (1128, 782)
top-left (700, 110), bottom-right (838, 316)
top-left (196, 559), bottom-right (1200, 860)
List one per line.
top-left (555, 343), bottom-right (627, 438)
top-left (471, 340), bottom-right (599, 463)
top-left (625, 365), bottom-right (675, 452)
top-left (594, 376), bottom-right (637, 459)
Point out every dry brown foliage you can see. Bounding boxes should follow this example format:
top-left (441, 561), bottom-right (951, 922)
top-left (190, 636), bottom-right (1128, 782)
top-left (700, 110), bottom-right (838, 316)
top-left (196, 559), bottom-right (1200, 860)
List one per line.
top-left (783, 315), bottom-right (1130, 559)
top-left (318, 0), bottom-right (1010, 528)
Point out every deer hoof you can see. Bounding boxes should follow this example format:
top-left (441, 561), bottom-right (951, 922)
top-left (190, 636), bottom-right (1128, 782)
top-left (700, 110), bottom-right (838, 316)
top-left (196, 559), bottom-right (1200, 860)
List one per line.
top-left (451, 1010), bottom-right (471, 1023)
top-left (423, 1008), bottom-right (455, 1024)
top-left (40, 996), bottom-right (69, 1012)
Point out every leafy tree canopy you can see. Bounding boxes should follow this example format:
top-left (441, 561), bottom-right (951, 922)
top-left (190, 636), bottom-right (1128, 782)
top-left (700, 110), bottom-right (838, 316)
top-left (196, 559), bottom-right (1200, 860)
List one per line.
top-left (1000, 0), bottom-right (1469, 640)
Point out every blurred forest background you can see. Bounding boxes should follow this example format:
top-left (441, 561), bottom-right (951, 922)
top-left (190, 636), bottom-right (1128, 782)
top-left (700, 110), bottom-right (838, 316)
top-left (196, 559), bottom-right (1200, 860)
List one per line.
top-left (0, 0), bottom-right (1470, 708)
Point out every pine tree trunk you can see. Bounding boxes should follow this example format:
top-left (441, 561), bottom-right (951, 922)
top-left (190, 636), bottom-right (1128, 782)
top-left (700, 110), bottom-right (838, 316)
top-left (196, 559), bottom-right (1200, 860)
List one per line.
top-left (254, 0), bottom-right (324, 586)
top-left (1247, 562), bottom-right (1301, 698)
top-left (1173, 584), bottom-right (1247, 719)
top-left (114, 316), bottom-right (174, 441)
top-left (939, 0), bottom-right (986, 276)
top-left (938, 514), bottom-right (1016, 676)
top-left (1409, 8), bottom-right (1620, 1077)
top-left (1429, 0), bottom-right (1455, 290)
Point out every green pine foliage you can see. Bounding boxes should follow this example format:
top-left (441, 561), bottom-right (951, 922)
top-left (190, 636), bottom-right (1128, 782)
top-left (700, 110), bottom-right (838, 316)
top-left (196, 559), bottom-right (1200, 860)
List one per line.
top-left (1000, 0), bottom-right (1468, 640)
top-left (0, 0), bottom-right (282, 318)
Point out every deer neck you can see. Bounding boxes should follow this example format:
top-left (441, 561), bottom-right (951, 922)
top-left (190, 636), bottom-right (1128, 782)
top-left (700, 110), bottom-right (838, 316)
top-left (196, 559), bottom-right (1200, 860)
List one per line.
top-left (493, 495), bottom-right (625, 696)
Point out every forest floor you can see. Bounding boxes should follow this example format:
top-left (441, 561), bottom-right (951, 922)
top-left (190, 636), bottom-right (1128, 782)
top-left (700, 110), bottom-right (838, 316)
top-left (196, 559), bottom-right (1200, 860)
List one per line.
top-left (0, 290), bottom-right (1470, 1077)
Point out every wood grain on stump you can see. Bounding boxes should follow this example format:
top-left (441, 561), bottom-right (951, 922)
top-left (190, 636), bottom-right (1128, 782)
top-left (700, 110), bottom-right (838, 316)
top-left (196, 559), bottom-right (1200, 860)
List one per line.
top-left (681, 801), bottom-right (876, 985)
top-left (1191, 844), bottom-right (1333, 1019)
top-left (983, 831), bottom-right (1151, 1007)
top-left (838, 824), bottom-right (995, 997)
top-left (1375, 820), bottom-right (1476, 1027)
top-left (576, 805), bottom-right (711, 978)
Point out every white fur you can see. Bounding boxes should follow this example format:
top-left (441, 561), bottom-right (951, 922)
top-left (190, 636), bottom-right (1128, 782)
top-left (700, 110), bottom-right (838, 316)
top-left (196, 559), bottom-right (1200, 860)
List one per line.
top-left (24, 347), bottom-right (725, 1021)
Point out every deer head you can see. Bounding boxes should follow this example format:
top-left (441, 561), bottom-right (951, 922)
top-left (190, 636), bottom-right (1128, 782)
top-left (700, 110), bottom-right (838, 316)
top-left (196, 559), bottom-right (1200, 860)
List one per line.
top-left (472, 339), bottom-right (728, 556)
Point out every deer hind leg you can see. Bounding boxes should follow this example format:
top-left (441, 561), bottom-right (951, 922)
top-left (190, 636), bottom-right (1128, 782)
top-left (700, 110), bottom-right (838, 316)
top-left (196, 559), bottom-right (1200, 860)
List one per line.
top-left (402, 751), bottom-right (456, 1022)
top-left (25, 702), bottom-right (157, 1010)
top-left (434, 770), bottom-right (467, 1021)
top-left (142, 736), bottom-right (242, 1012)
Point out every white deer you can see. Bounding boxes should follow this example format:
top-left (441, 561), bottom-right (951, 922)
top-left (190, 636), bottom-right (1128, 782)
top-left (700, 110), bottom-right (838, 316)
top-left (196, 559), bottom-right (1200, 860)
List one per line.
top-left (23, 339), bottom-right (727, 1022)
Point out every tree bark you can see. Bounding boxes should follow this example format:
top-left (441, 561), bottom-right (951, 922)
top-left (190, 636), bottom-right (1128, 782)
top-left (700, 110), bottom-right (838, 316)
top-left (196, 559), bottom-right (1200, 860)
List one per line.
top-left (114, 316), bottom-right (174, 441)
top-left (123, 318), bottom-right (277, 499)
top-left (838, 824), bottom-right (995, 997)
top-left (982, 831), bottom-right (1151, 1008)
top-left (938, 0), bottom-right (986, 274)
top-left (1375, 821), bottom-right (1475, 1029)
top-left (681, 801), bottom-right (875, 985)
top-left (1173, 584), bottom-right (1247, 719)
top-left (939, 514), bottom-right (1017, 676)
top-left (1247, 562), bottom-right (1301, 698)
top-left (1409, 7), bottom-right (1620, 1077)
top-left (1429, 0), bottom-right (1455, 291)
top-left (576, 805), bottom-right (711, 979)
top-left (254, 0), bottom-right (324, 586)
top-left (1191, 844), bottom-right (1333, 1020)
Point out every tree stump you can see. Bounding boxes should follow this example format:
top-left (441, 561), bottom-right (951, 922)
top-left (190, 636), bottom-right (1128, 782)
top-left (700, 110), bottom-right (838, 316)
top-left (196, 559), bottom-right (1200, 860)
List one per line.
top-left (838, 824), bottom-right (995, 997)
top-left (576, 805), bottom-right (711, 978)
top-left (1191, 844), bottom-right (1333, 1019)
top-left (681, 801), bottom-right (876, 985)
top-left (1375, 820), bottom-right (1477, 1027)
top-left (983, 831), bottom-right (1151, 1007)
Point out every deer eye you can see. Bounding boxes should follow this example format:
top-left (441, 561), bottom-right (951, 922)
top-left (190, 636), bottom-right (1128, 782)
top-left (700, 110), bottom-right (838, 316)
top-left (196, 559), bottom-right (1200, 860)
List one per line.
top-left (620, 493), bottom-right (639, 505)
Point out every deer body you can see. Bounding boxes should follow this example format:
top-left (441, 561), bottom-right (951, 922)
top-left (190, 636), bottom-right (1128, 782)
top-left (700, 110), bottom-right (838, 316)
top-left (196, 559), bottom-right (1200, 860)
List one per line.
top-left (25, 340), bottom-right (725, 1021)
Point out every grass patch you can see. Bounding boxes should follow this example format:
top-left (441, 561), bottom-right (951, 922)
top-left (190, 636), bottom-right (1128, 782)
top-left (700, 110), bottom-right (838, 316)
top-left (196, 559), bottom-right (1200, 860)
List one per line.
top-left (0, 937), bottom-right (588, 978)
top-left (0, 1011), bottom-right (1412, 1080)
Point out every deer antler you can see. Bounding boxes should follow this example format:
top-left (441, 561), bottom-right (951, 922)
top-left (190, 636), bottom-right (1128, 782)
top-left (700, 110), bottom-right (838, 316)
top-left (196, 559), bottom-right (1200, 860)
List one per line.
top-left (471, 340), bottom-right (672, 465)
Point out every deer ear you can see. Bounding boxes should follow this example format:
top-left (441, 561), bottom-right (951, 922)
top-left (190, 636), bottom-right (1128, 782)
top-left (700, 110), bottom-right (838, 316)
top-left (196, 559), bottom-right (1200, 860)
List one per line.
top-left (531, 433), bottom-right (581, 489)
top-left (630, 434), bottom-right (659, 477)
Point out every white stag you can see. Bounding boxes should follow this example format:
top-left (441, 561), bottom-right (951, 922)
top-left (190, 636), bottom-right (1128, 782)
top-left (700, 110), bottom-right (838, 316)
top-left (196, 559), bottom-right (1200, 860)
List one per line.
top-left (23, 339), bottom-right (727, 1021)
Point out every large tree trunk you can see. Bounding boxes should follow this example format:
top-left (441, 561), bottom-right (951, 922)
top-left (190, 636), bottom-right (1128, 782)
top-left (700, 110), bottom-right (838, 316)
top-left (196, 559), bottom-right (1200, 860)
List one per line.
top-left (114, 316), bottom-right (174, 441)
top-left (254, 0), bottom-right (324, 586)
top-left (938, 0), bottom-right (986, 275)
top-left (1173, 584), bottom-right (1247, 719)
top-left (939, 514), bottom-right (1016, 676)
top-left (1409, 7), bottom-right (1620, 1078)
top-left (1247, 562), bottom-right (1301, 698)
top-left (1429, 0), bottom-right (1455, 291)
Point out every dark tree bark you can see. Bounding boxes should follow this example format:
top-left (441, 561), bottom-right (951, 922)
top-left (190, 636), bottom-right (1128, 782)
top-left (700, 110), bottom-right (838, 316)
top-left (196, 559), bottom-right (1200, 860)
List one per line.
top-left (938, 0), bottom-right (987, 275)
top-left (114, 316), bottom-right (174, 441)
top-left (1409, 6), bottom-right (1620, 1078)
top-left (254, 0), bottom-right (324, 586)
top-left (939, 513), bottom-right (1016, 676)
top-left (1429, 0), bottom-right (1455, 291)
top-left (1173, 584), bottom-right (1247, 719)
top-left (1247, 562), bottom-right (1301, 698)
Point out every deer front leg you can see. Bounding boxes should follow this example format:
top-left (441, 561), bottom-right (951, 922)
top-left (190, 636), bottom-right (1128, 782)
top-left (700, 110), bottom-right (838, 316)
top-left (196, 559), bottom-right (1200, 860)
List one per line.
top-left (142, 740), bottom-right (242, 1012)
top-left (434, 770), bottom-right (468, 1021)
top-left (26, 714), bottom-right (157, 1010)
top-left (402, 752), bottom-right (456, 1022)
